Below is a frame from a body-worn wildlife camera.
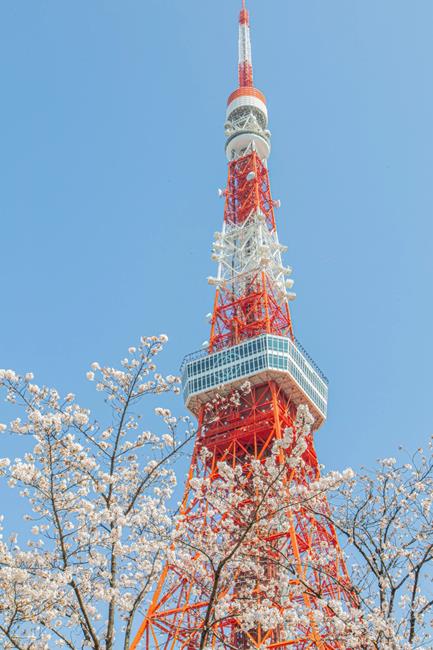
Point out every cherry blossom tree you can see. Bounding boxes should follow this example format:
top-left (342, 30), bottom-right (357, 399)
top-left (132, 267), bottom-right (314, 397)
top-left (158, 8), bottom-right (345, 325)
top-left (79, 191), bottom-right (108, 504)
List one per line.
top-left (1, 335), bottom-right (431, 650)
top-left (326, 444), bottom-right (433, 650)
top-left (0, 335), bottom-right (194, 650)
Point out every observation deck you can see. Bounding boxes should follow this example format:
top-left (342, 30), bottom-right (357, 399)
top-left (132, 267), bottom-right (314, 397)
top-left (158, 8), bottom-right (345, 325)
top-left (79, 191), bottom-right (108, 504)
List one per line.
top-left (181, 335), bottom-right (328, 427)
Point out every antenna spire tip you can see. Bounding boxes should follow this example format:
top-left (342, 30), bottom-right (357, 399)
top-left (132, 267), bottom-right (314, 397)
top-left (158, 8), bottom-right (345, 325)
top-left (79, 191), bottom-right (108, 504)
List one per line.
top-left (239, 0), bottom-right (249, 25)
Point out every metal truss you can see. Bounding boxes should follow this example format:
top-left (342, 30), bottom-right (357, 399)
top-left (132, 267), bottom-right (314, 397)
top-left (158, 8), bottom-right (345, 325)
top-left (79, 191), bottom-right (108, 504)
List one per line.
top-left (209, 150), bottom-right (294, 352)
top-left (130, 383), bottom-right (358, 650)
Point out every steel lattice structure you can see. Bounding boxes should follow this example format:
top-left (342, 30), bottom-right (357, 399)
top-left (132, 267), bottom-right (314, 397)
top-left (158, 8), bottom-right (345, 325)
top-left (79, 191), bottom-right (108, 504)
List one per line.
top-left (130, 2), bottom-right (358, 648)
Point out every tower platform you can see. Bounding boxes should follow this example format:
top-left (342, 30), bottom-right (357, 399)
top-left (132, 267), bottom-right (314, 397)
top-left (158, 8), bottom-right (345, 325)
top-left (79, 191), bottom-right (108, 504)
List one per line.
top-left (182, 334), bottom-right (328, 427)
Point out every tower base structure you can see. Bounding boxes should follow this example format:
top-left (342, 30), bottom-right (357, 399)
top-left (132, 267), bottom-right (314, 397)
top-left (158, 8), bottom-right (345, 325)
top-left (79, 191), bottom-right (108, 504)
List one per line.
top-left (130, 382), bottom-right (359, 650)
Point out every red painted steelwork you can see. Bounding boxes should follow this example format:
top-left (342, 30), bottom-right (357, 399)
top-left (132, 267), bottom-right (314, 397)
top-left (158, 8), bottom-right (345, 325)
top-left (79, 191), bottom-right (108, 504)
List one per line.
top-left (227, 86), bottom-right (266, 107)
top-left (209, 150), bottom-right (293, 352)
top-left (129, 384), bottom-right (358, 649)
top-left (239, 61), bottom-right (254, 88)
top-left (240, 8), bottom-right (249, 26)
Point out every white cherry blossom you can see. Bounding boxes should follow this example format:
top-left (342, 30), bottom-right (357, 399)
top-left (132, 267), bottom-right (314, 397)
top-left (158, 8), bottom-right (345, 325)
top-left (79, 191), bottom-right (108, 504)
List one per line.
top-left (0, 336), bottom-right (194, 650)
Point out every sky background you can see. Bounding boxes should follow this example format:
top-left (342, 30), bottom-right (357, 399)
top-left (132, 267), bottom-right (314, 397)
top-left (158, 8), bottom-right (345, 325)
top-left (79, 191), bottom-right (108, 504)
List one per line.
top-left (0, 0), bottom-right (432, 516)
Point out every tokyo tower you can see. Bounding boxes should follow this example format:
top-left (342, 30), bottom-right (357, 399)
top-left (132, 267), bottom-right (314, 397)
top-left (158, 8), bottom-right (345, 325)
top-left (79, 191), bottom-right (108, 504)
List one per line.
top-left (131, 2), bottom-right (358, 648)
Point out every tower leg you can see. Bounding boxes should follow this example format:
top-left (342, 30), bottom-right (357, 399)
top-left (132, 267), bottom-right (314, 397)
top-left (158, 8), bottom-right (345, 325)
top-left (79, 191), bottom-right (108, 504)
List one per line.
top-left (130, 385), bottom-right (358, 649)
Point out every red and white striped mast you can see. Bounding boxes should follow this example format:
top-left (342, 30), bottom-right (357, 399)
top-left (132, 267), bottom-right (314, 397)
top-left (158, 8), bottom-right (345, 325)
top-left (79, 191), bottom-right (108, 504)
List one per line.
top-left (238, 0), bottom-right (254, 87)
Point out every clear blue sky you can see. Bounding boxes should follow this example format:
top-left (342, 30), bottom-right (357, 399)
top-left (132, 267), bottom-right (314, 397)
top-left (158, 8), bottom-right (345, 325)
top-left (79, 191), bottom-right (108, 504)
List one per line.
top-left (1, 0), bottom-right (432, 482)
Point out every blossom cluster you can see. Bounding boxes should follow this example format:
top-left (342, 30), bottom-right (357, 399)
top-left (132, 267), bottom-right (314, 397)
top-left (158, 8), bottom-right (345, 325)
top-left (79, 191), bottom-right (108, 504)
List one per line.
top-left (0, 335), bottom-right (194, 650)
top-left (330, 440), bottom-right (433, 649)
